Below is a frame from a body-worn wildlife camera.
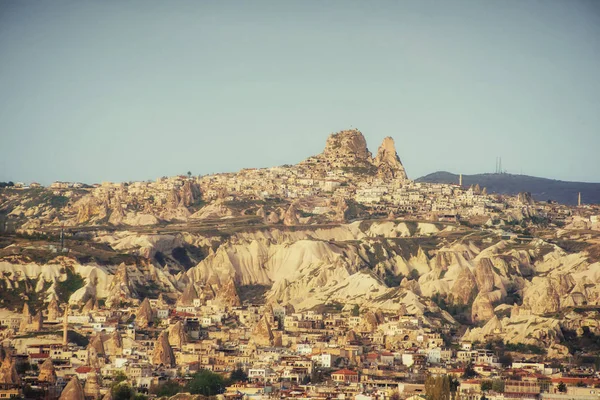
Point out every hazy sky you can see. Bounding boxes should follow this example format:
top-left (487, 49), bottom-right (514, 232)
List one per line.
top-left (1, 1), bottom-right (599, 185)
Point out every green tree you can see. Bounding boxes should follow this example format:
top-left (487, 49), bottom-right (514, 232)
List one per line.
top-left (462, 362), bottom-right (477, 379)
top-left (185, 370), bottom-right (225, 396)
top-left (112, 384), bottom-right (135, 400)
top-left (229, 368), bottom-right (248, 383)
top-left (351, 304), bottom-right (360, 317)
top-left (481, 381), bottom-right (493, 392)
top-left (112, 371), bottom-right (128, 385)
top-left (150, 380), bottom-right (182, 397)
top-left (492, 380), bottom-right (505, 393)
top-left (558, 382), bottom-right (567, 393)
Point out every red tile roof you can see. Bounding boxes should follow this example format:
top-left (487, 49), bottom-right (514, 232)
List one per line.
top-left (332, 369), bottom-right (358, 375)
top-left (29, 353), bottom-right (50, 359)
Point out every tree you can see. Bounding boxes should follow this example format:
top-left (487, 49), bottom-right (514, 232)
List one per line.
top-left (558, 382), bottom-right (567, 393)
top-left (462, 362), bottom-right (477, 379)
top-left (481, 381), bottom-right (493, 392)
top-left (185, 370), bottom-right (225, 396)
top-left (351, 304), bottom-right (360, 317)
top-left (150, 380), bottom-right (182, 397)
top-left (112, 371), bottom-right (128, 387)
top-left (229, 368), bottom-right (248, 383)
top-left (499, 353), bottom-right (513, 368)
top-left (492, 380), bottom-right (505, 393)
top-left (187, 171), bottom-right (192, 179)
top-left (112, 384), bottom-right (135, 400)
top-left (425, 375), bottom-right (451, 400)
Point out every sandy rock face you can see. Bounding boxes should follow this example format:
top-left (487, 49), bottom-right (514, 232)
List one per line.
top-left (471, 293), bottom-right (495, 323)
top-left (216, 278), bottom-right (242, 307)
top-left (522, 277), bottom-right (561, 315)
top-left (168, 321), bottom-right (187, 349)
top-left (38, 358), bottom-right (57, 384)
top-left (0, 357), bottom-right (20, 385)
top-left (136, 298), bottom-right (154, 328)
top-left (103, 331), bottom-right (123, 356)
top-left (323, 129), bottom-right (372, 162)
top-left (152, 330), bottom-right (175, 367)
top-left (59, 377), bottom-right (85, 400)
top-left (178, 283), bottom-right (199, 306)
top-left (373, 137), bottom-right (408, 180)
top-left (47, 297), bottom-right (62, 321)
top-left (450, 266), bottom-right (478, 304)
top-left (105, 264), bottom-right (137, 308)
top-left (252, 315), bottom-right (276, 347)
top-left (84, 371), bottom-right (102, 400)
top-left (283, 202), bottom-right (300, 226)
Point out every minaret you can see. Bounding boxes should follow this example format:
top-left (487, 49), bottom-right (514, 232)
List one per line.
top-left (578, 192), bottom-right (582, 207)
top-left (62, 306), bottom-right (69, 348)
top-left (459, 174), bottom-right (463, 186)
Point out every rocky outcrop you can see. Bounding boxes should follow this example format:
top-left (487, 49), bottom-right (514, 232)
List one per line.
top-left (84, 371), bottom-right (101, 400)
top-left (323, 129), bottom-right (372, 164)
top-left (522, 277), bottom-right (561, 315)
top-left (88, 335), bottom-right (105, 367)
top-left (105, 263), bottom-right (137, 308)
top-left (103, 331), bottom-right (123, 356)
top-left (360, 311), bottom-right (384, 333)
top-left (0, 357), bottom-right (20, 385)
top-left (373, 137), bottom-right (408, 180)
top-left (471, 293), bottom-right (496, 323)
top-left (59, 376), bottom-right (85, 400)
top-left (252, 315), bottom-right (275, 347)
top-left (178, 283), bottom-right (199, 306)
top-left (283, 202), bottom-right (300, 226)
top-left (20, 310), bottom-right (43, 333)
top-left (38, 358), bottom-right (57, 384)
top-left (82, 296), bottom-right (98, 313)
top-left (152, 330), bottom-right (175, 367)
top-left (136, 298), bottom-right (154, 328)
top-left (215, 278), bottom-right (241, 307)
top-left (47, 297), bottom-right (61, 321)
top-left (168, 321), bottom-right (187, 349)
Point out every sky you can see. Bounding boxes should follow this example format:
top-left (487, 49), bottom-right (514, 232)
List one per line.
top-left (1, 1), bottom-right (599, 185)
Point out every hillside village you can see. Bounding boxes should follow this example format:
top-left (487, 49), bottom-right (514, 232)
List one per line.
top-left (0, 130), bottom-right (600, 400)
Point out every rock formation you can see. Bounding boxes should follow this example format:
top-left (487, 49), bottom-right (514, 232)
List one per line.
top-left (215, 278), bottom-right (241, 307)
top-left (83, 371), bottom-right (102, 400)
top-left (59, 376), bottom-right (85, 400)
top-left (81, 296), bottom-right (98, 313)
top-left (47, 297), bottom-right (61, 321)
top-left (136, 298), bottom-right (154, 328)
top-left (0, 356), bottom-right (20, 385)
top-left (87, 335), bottom-right (105, 367)
top-left (151, 330), bottom-right (175, 367)
top-left (252, 315), bottom-right (275, 347)
top-left (103, 331), bottom-right (123, 356)
top-left (168, 321), bottom-right (187, 349)
top-left (105, 263), bottom-right (137, 308)
top-left (373, 137), bottom-right (408, 180)
top-left (323, 129), bottom-right (372, 162)
top-left (283, 202), bottom-right (300, 226)
top-left (38, 358), bottom-right (57, 384)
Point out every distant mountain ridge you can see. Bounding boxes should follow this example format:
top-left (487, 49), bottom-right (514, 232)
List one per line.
top-left (416, 171), bottom-right (600, 205)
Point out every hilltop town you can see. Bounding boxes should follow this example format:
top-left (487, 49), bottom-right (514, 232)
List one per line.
top-left (0, 129), bottom-right (599, 400)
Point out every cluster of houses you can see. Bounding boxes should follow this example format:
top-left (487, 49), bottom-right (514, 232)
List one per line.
top-left (1, 294), bottom-right (599, 400)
